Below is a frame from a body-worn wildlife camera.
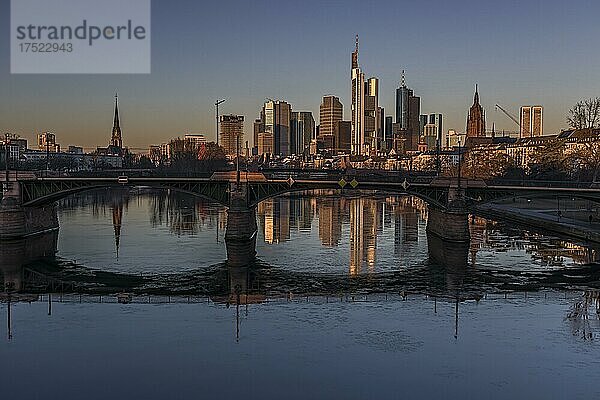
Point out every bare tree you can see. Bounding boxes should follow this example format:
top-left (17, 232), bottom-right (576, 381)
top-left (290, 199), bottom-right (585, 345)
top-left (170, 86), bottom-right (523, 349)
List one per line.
top-left (568, 141), bottom-right (600, 182)
top-left (567, 97), bottom-right (600, 129)
top-left (460, 148), bottom-right (512, 179)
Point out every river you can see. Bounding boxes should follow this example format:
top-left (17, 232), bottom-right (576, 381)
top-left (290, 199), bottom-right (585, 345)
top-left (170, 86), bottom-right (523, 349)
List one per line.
top-left (1, 189), bottom-right (599, 399)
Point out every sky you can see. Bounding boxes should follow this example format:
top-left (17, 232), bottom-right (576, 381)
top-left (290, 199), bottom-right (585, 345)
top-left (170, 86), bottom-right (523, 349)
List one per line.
top-left (1, 0), bottom-right (600, 151)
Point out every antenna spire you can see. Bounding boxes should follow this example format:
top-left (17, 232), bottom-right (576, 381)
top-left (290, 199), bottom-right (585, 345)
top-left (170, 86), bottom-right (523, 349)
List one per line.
top-left (351, 35), bottom-right (360, 70)
top-left (401, 70), bottom-right (406, 87)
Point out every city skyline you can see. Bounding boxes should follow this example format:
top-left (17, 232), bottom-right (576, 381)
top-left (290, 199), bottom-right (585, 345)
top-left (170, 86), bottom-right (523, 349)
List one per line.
top-left (1, 0), bottom-right (600, 150)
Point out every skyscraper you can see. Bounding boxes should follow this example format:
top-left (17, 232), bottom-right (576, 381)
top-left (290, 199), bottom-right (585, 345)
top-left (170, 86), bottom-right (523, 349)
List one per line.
top-left (422, 124), bottom-right (438, 150)
top-left (350, 36), bottom-right (381, 156)
top-left (334, 120), bottom-right (352, 154)
top-left (257, 132), bottom-right (274, 156)
top-left (395, 71), bottom-right (421, 152)
top-left (422, 113), bottom-right (443, 150)
top-left (219, 114), bottom-right (244, 158)
top-left (253, 117), bottom-right (264, 155)
top-left (263, 100), bottom-right (291, 156)
top-left (318, 198), bottom-right (342, 247)
top-left (351, 35), bottom-right (365, 155)
top-left (319, 95), bottom-right (343, 151)
top-left (532, 106), bottom-right (543, 136)
top-left (466, 85), bottom-right (486, 137)
top-left (384, 116), bottom-right (393, 151)
top-left (520, 105), bottom-right (543, 137)
top-left (290, 111), bottom-right (315, 155)
top-left (364, 77), bottom-right (380, 152)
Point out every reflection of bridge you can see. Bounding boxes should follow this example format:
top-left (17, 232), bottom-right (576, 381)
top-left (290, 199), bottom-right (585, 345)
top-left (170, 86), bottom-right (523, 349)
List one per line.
top-left (2, 224), bottom-right (599, 343)
top-left (3, 230), bottom-right (599, 300)
top-left (3, 172), bottom-right (600, 266)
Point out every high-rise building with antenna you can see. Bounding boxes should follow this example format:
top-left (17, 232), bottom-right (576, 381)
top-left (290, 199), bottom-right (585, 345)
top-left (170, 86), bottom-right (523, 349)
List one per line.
top-left (394, 70), bottom-right (421, 152)
top-left (350, 35), bottom-right (380, 155)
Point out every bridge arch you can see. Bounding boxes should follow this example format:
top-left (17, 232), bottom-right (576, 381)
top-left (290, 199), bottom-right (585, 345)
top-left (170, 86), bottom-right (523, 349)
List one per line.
top-left (247, 181), bottom-right (450, 209)
top-left (19, 180), bottom-right (231, 208)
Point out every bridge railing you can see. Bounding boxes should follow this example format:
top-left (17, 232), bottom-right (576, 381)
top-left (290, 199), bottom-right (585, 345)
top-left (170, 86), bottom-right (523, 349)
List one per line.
top-left (260, 168), bottom-right (437, 183)
top-left (486, 178), bottom-right (595, 189)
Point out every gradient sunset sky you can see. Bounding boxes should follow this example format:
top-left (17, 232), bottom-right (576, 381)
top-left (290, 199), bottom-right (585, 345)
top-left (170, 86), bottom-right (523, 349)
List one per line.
top-left (1, 0), bottom-right (599, 151)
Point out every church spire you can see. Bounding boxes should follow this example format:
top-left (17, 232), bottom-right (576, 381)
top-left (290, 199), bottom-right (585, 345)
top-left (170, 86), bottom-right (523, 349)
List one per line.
top-left (113, 93), bottom-right (120, 129)
top-left (466, 84), bottom-right (486, 138)
top-left (111, 92), bottom-right (123, 149)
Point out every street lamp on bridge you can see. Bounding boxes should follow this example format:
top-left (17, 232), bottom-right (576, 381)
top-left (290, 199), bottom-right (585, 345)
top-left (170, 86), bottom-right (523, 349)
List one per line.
top-left (457, 137), bottom-right (462, 190)
top-left (4, 132), bottom-right (10, 183)
top-left (215, 99), bottom-right (226, 146)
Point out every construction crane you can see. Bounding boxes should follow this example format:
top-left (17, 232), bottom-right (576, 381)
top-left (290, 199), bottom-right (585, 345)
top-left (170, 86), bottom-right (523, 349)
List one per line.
top-left (495, 104), bottom-right (520, 127)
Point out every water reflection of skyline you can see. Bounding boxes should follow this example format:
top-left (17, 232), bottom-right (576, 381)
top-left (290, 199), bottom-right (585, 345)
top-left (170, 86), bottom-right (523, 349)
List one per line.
top-left (55, 188), bottom-right (600, 273)
top-left (255, 193), bottom-right (431, 274)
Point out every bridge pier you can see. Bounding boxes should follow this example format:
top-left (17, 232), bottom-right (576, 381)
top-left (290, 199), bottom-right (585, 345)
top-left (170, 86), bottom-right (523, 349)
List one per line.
top-left (0, 231), bottom-right (58, 292)
top-left (1, 181), bottom-right (58, 239)
top-left (1, 181), bottom-right (26, 239)
top-left (225, 184), bottom-right (257, 267)
top-left (426, 187), bottom-right (470, 243)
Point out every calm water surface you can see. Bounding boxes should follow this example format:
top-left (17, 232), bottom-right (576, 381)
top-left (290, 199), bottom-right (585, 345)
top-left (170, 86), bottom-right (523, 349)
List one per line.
top-left (1, 189), bottom-right (599, 399)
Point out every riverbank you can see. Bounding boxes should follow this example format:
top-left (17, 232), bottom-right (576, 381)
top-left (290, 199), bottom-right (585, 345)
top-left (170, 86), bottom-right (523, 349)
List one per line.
top-left (476, 201), bottom-right (600, 244)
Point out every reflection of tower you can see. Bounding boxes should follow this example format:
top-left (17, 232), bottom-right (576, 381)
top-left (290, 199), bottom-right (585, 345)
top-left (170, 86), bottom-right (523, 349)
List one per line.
top-left (365, 199), bottom-right (377, 270)
top-left (350, 198), bottom-right (364, 274)
top-left (393, 197), bottom-right (419, 255)
top-left (468, 216), bottom-right (487, 265)
top-left (349, 198), bottom-right (378, 274)
top-left (289, 195), bottom-right (304, 232)
top-left (259, 198), bottom-right (290, 244)
top-left (299, 195), bottom-right (314, 232)
top-left (111, 197), bottom-right (124, 259)
top-left (277, 198), bottom-right (290, 243)
top-left (318, 197), bottom-right (342, 246)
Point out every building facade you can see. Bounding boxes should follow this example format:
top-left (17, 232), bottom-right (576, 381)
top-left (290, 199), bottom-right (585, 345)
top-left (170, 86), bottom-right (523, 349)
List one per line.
top-left (219, 114), bottom-right (244, 158)
top-left (351, 35), bottom-right (365, 155)
top-left (253, 117), bottom-right (264, 155)
top-left (395, 71), bottom-right (421, 152)
top-left (260, 100), bottom-right (291, 156)
top-left (349, 36), bottom-right (382, 155)
top-left (364, 77), bottom-right (380, 153)
top-left (184, 134), bottom-right (207, 147)
top-left (334, 121), bottom-right (352, 154)
top-left (38, 132), bottom-right (60, 152)
top-left (520, 105), bottom-right (543, 137)
top-left (319, 95), bottom-right (343, 152)
top-left (257, 132), bottom-right (274, 156)
top-left (420, 113), bottom-right (443, 150)
top-left (290, 111), bottom-right (315, 156)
